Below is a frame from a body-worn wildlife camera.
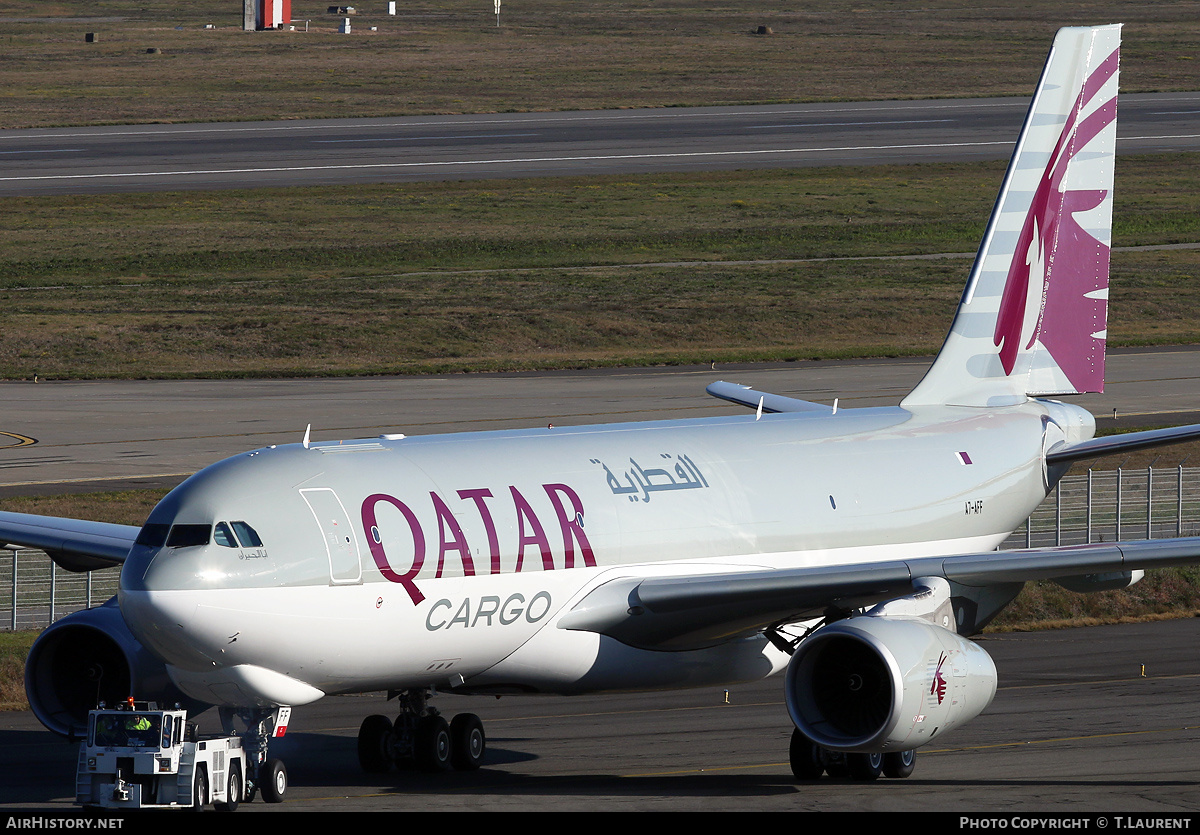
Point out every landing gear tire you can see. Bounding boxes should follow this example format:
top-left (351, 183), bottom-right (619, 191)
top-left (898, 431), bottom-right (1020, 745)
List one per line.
top-left (789, 729), bottom-right (824, 780)
top-left (414, 715), bottom-right (453, 772)
top-left (215, 761), bottom-right (242, 812)
top-left (882, 749), bottom-right (916, 779)
top-left (847, 752), bottom-right (883, 781)
top-left (450, 713), bottom-right (486, 771)
top-left (821, 750), bottom-right (850, 779)
top-left (192, 767), bottom-right (209, 811)
top-left (358, 714), bottom-right (395, 773)
top-left (261, 758), bottom-right (287, 803)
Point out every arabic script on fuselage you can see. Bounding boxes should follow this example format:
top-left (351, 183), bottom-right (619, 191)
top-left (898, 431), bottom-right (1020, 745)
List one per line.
top-left (593, 452), bottom-right (710, 503)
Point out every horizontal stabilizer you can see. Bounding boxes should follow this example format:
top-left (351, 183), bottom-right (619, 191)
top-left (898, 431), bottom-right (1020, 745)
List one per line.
top-left (706, 381), bottom-right (829, 413)
top-left (0, 510), bottom-right (138, 571)
top-left (1046, 423), bottom-right (1200, 465)
top-left (559, 536), bottom-right (1200, 651)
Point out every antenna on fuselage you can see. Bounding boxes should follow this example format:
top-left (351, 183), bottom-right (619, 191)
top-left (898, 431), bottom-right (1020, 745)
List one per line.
top-left (303, 424), bottom-right (311, 449)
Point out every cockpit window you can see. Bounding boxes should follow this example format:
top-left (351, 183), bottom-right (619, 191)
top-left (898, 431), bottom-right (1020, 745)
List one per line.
top-left (213, 522), bottom-right (238, 548)
top-left (134, 523), bottom-right (170, 548)
top-left (144, 521), bottom-right (261, 549)
top-left (230, 521), bottom-right (263, 548)
top-left (166, 524), bottom-right (211, 548)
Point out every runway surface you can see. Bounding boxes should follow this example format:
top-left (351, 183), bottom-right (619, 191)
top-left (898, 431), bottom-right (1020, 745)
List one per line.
top-left (0, 347), bottom-right (1197, 497)
top-left (2, 353), bottom-right (1199, 813)
top-left (2, 92), bottom-right (1200, 195)
top-left (4, 87), bottom-right (1200, 817)
top-left (3, 617), bottom-right (1199, 812)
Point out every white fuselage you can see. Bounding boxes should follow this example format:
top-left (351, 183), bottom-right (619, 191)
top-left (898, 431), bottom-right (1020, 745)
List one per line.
top-left (117, 399), bottom-right (1086, 707)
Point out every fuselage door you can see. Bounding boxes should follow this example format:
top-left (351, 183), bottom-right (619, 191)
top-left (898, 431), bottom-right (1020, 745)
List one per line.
top-left (300, 487), bottom-right (363, 584)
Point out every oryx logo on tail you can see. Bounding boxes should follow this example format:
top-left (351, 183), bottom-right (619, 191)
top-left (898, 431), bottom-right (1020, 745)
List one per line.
top-left (902, 25), bottom-right (1121, 409)
top-left (994, 46), bottom-right (1119, 390)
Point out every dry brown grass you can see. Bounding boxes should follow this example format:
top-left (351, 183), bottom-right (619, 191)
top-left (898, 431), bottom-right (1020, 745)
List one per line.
top-left (991, 609), bottom-right (1200, 633)
top-left (2, 155), bottom-right (1200, 380)
top-left (0, 490), bottom-right (166, 527)
top-left (991, 568), bottom-right (1200, 632)
top-left (0, 633), bottom-right (35, 711)
top-left (0, 0), bottom-right (1198, 128)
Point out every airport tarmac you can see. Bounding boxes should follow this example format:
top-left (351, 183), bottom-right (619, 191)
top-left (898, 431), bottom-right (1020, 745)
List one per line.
top-left (3, 356), bottom-right (1200, 813)
top-left (2, 93), bottom-right (1199, 195)
top-left (1, 347), bottom-right (1199, 497)
top-left (2, 618), bottom-right (1199, 813)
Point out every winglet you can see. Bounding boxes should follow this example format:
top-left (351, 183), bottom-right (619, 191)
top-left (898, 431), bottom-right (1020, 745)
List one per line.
top-left (903, 25), bottom-right (1120, 408)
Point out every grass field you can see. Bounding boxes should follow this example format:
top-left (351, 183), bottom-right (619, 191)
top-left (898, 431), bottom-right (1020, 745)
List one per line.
top-left (0, 632), bottom-right (36, 711)
top-left (2, 154), bottom-right (1200, 379)
top-left (1, 1), bottom-right (1199, 128)
top-left (3, 1), bottom-right (1198, 381)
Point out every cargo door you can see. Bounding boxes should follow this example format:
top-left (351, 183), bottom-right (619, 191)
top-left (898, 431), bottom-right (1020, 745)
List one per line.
top-left (300, 487), bottom-right (363, 584)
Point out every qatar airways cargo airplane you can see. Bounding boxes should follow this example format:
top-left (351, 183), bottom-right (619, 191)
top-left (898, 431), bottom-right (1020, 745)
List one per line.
top-left (5, 22), bottom-right (1200, 802)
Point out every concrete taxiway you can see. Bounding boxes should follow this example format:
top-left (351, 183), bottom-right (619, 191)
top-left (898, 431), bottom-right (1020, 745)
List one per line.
top-left (3, 93), bottom-right (1200, 195)
top-left (2, 618), bottom-right (1199, 812)
top-left (1, 347), bottom-right (1198, 497)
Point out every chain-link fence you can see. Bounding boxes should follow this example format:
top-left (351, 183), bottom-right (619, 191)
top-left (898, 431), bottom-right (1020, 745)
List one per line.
top-left (1, 549), bottom-right (119, 631)
top-left (4, 464), bottom-right (1200, 631)
top-left (1000, 465), bottom-right (1200, 549)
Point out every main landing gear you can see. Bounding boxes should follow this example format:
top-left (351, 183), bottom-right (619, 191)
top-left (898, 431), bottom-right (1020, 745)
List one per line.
top-left (219, 706), bottom-right (290, 803)
top-left (357, 689), bottom-right (486, 774)
top-left (789, 729), bottom-right (915, 782)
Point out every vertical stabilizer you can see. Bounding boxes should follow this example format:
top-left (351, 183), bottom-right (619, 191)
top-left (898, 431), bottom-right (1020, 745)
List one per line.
top-left (902, 25), bottom-right (1120, 408)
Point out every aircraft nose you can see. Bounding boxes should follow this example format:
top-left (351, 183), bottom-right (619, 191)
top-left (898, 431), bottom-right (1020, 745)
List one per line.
top-left (119, 542), bottom-right (158, 592)
top-left (118, 538), bottom-right (241, 669)
top-left (118, 585), bottom-right (220, 669)
top-left (121, 524), bottom-right (274, 593)
top-left (120, 541), bottom-right (219, 593)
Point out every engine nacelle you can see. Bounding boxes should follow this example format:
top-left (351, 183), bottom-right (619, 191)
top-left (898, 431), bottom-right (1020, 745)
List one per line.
top-left (785, 616), bottom-right (997, 753)
top-left (24, 597), bottom-right (206, 738)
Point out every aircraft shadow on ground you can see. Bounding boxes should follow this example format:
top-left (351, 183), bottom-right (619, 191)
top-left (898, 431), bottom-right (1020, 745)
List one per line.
top-left (0, 729), bottom-right (79, 804)
top-left (282, 733), bottom-right (1198, 799)
top-left (5, 726), bottom-right (1194, 807)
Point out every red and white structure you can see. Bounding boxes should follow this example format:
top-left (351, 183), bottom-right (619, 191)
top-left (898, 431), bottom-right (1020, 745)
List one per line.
top-left (249, 0), bottom-right (291, 29)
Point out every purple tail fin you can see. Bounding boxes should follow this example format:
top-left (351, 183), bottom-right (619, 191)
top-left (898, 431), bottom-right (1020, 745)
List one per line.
top-left (904, 25), bottom-right (1120, 408)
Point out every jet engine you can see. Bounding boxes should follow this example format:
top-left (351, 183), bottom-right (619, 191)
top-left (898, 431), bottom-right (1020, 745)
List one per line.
top-left (24, 597), bottom-right (204, 738)
top-left (785, 615), bottom-right (997, 753)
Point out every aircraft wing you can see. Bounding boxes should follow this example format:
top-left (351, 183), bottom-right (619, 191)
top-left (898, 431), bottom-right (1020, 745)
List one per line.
top-left (0, 510), bottom-right (138, 572)
top-left (1047, 423), bottom-right (1200, 465)
top-left (557, 536), bottom-right (1200, 650)
top-left (706, 381), bottom-right (830, 413)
